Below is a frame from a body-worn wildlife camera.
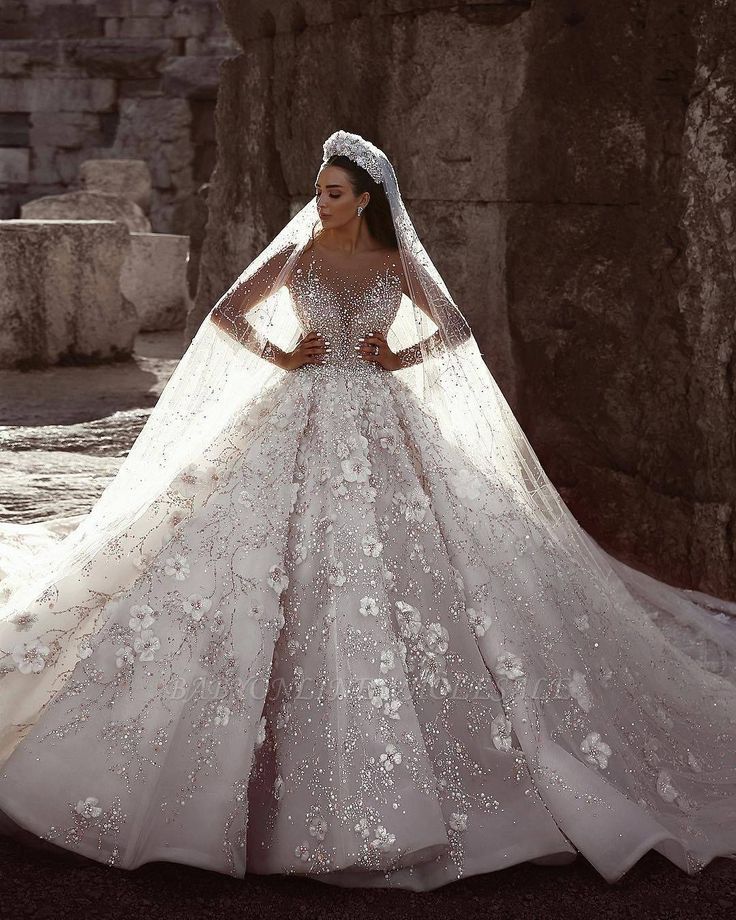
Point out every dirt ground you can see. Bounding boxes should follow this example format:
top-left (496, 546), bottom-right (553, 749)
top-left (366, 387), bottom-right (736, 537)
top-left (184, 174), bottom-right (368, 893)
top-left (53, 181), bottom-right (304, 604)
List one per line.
top-left (1, 832), bottom-right (735, 920)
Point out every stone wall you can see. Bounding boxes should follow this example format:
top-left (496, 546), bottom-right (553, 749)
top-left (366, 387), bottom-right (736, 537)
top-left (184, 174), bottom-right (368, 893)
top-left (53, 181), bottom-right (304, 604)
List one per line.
top-left (194, 0), bottom-right (736, 597)
top-left (0, 0), bottom-right (237, 291)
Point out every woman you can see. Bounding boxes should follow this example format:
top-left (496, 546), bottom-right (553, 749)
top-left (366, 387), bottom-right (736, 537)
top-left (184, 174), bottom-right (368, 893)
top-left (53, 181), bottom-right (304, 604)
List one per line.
top-left (0, 131), bottom-right (735, 892)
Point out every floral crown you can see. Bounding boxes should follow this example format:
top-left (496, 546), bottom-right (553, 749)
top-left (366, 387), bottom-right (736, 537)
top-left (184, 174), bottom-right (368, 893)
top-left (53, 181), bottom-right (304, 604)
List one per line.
top-left (321, 130), bottom-right (384, 185)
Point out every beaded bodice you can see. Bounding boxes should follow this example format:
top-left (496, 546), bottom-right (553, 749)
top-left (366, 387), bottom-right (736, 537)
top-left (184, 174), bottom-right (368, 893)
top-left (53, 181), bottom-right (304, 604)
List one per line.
top-left (288, 247), bottom-right (403, 370)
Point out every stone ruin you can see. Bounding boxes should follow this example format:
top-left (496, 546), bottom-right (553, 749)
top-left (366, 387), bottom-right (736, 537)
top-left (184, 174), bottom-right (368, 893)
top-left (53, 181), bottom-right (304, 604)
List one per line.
top-left (0, 156), bottom-right (190, 367)
top-left (0, 0), bottom-right (238, 296)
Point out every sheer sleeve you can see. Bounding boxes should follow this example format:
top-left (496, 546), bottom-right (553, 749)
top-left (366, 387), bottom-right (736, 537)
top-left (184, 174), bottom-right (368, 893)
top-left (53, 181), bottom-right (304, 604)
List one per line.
top-left (394, 252), bottom-right (472, 369)
top-left (208, 244), bottom-right (298, 364)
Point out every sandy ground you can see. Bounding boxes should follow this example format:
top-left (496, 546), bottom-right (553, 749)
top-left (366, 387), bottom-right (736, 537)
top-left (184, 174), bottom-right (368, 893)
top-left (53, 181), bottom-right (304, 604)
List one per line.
top-left (1, 331), bottom-right (735, 916)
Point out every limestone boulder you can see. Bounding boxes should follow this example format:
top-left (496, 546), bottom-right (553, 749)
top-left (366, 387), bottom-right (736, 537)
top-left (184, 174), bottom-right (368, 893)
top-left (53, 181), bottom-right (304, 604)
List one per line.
top-left (79, 158), bottom-right (153, 214)
top-left (0, 219), bottom-right (139, 368)
top-left (120, 232), bottom-right (191, 331)
top-left (21, 190), bottom-right (151, 232)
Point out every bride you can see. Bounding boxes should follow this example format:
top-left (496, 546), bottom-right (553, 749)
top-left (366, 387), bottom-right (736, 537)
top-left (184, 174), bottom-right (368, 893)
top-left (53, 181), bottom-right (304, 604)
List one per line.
top-left (0, 130), bottom-right (735, 892)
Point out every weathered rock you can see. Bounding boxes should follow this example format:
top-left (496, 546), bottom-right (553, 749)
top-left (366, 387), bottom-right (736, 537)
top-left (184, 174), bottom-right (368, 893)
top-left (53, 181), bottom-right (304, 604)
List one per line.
top-left (79, 157), bottom-right (152, 213)
top-left (0, 219), bottom-right (139, 368)
top-left (161, 54), bottom-right (224, 99)
top-left (0, 148), bottom-right (28, 184)
top-left (120, 232), bottom-right (191, 330)
top-left (66, 38), bottom-right (174, 79)
top-left (21, 190), bottom-right (151, 232)
top-left (194, 0), bottom-right (736, 598)
top-left (0, 76), bottom-right (116, 112)
top-left (111, 98), bottom-right (193, 230)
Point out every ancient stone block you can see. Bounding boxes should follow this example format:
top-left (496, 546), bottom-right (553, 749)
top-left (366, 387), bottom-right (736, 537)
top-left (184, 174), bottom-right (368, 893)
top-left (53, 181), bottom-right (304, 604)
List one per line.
top-left (130, 0), bottom-right (173, 15)
top-left (161, 55), bottom-right (223, 99)
top-left (66, 38), bottom-right (173, 78)
top-left (0, 219), bottom-right (139, 368)
top-left (21, 189), bottom-right (151, 232)
top-left (120, 232), bottom-right (191, 330)
top-left (118, 16), bottom-right (167, 39)
top-left (29, 111), bottom-right (99, 149)
top-left (79, 157), bottom-right (152, 213)
top-left (165, 2), bottom-right (212, 39)
top-left (0, 149), bottom-right (29, 184)
top-left (0, 77), bottom-right (116, 112)
top-left (95, 0), bottom-right (132, 16)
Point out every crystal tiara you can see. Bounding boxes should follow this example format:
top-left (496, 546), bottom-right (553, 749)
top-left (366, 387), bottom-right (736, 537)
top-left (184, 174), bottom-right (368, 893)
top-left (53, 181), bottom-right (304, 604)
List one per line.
top-left (321, 130), bottom-right (384, 185)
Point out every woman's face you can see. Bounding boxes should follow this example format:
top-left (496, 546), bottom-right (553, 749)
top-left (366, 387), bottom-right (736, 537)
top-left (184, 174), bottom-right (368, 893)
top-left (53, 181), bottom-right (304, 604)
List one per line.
top-left (315, 165), bottom-right (369, 229)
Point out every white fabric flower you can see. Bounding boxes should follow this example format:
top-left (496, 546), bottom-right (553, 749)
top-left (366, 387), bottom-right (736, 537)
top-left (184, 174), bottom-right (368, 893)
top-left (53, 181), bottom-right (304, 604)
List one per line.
top-left (133, 628), bottom-right (160, 662)
top-left (165, 554), bottom-right (190, 580)
top-left (580, 731), bottom-right (612, 770)
top-left (75, 796), bottom-right (102, 819)
top-left (327, 561), bottom-right (346, 586)
top-left (449, 812), bottom-right (468, 832)
top-left (359, 596), bottom-right (380, 618)
top-left (172, 462), bottom-right (201, 499)
top-left (183, 594), bottom-right (212, 620)
top-left (380, 649), bottom-right (396, 673)
top-left (367, 678), bottom-right (402, 719)
top-left (466, 607), bottom-right (493, 637)
top-left (77, 640), bottom-right (93, 660)
top-left (115, 645), bottom-right (134, 669)
top-left (370, 825), bottom-right (396, 850)
top-left (294, 841), bottom-right (310, 862)
top-left (495, 652), bottom-right (525, 681)
top-left (573, 613), bottom-right (590, 632)
top-left (379, 742), bottom-right (402, 772)
top-left (420, 622), bottom-right (449, 655)
top-left (267, 564), bottom-right (288, 594)
top-left (361, 533), bottom-right (383, 557)
top-left (404, 487), bottom-right (431, 522)
top-left (165, 507), bottom-right (188, 534)
top-left (308, 815), bottom-right (327, 840)
top-left (11, 639), bottom-right (50, 674)
top-left (255, 715), bottom-right (267, 747)
top-left (354, 817), bottom-right (371, 838)
top-left (129, 603), bottom-right (155, 632)
top-left (491, 712), bottom-right (513, 752)
top-left (341, 455), bottom-right (371, 482)
top-left (395, 600), bottom-right (422, 639)
top-left (214, 704), bottom-right (230, 726)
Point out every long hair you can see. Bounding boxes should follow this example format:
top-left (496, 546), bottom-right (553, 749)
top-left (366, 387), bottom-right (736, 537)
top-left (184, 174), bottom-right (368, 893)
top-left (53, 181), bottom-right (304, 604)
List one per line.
top-left (310, 154), bottom-right (398, 250)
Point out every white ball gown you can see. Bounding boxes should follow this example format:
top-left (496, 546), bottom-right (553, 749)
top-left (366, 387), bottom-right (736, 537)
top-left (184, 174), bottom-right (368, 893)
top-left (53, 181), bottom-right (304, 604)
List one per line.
top-left (0, 240), bottom-right (735, 892)
top-left (1, 129), bottom-right (735, 892)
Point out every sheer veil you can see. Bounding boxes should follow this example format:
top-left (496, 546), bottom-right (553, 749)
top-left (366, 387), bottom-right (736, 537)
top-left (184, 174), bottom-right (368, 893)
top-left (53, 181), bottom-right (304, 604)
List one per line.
top-left (1, 130), bottom-right (735, 773)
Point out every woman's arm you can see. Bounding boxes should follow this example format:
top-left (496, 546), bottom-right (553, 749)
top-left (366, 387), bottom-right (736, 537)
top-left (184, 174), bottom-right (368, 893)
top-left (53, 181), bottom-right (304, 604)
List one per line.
top-left (208, 245), bottom-right (297, 367)
top-left (394, 255), bottom-right (472, 369)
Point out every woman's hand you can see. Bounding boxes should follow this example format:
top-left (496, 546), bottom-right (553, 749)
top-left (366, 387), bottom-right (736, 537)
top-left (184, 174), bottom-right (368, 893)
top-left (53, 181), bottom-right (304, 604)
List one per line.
top-left (278, 330), bottom-right (330, 370)
top-left (356, 330), bottom-right (401, 371)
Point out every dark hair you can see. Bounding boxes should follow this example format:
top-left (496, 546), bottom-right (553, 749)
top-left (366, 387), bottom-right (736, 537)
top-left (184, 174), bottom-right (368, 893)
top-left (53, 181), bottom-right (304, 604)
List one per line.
top-left (311, 154), bottom-right (398, 251)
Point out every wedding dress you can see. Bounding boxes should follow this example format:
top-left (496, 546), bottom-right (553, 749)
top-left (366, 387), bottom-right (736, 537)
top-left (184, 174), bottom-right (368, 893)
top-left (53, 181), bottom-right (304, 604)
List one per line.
top-left (0, 132), bottom-right (735, 892)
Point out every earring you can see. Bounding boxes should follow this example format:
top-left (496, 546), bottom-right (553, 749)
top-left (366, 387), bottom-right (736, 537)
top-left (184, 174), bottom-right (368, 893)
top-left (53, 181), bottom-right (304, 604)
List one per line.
top-left (357, 206), bottom-right (364, 216)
